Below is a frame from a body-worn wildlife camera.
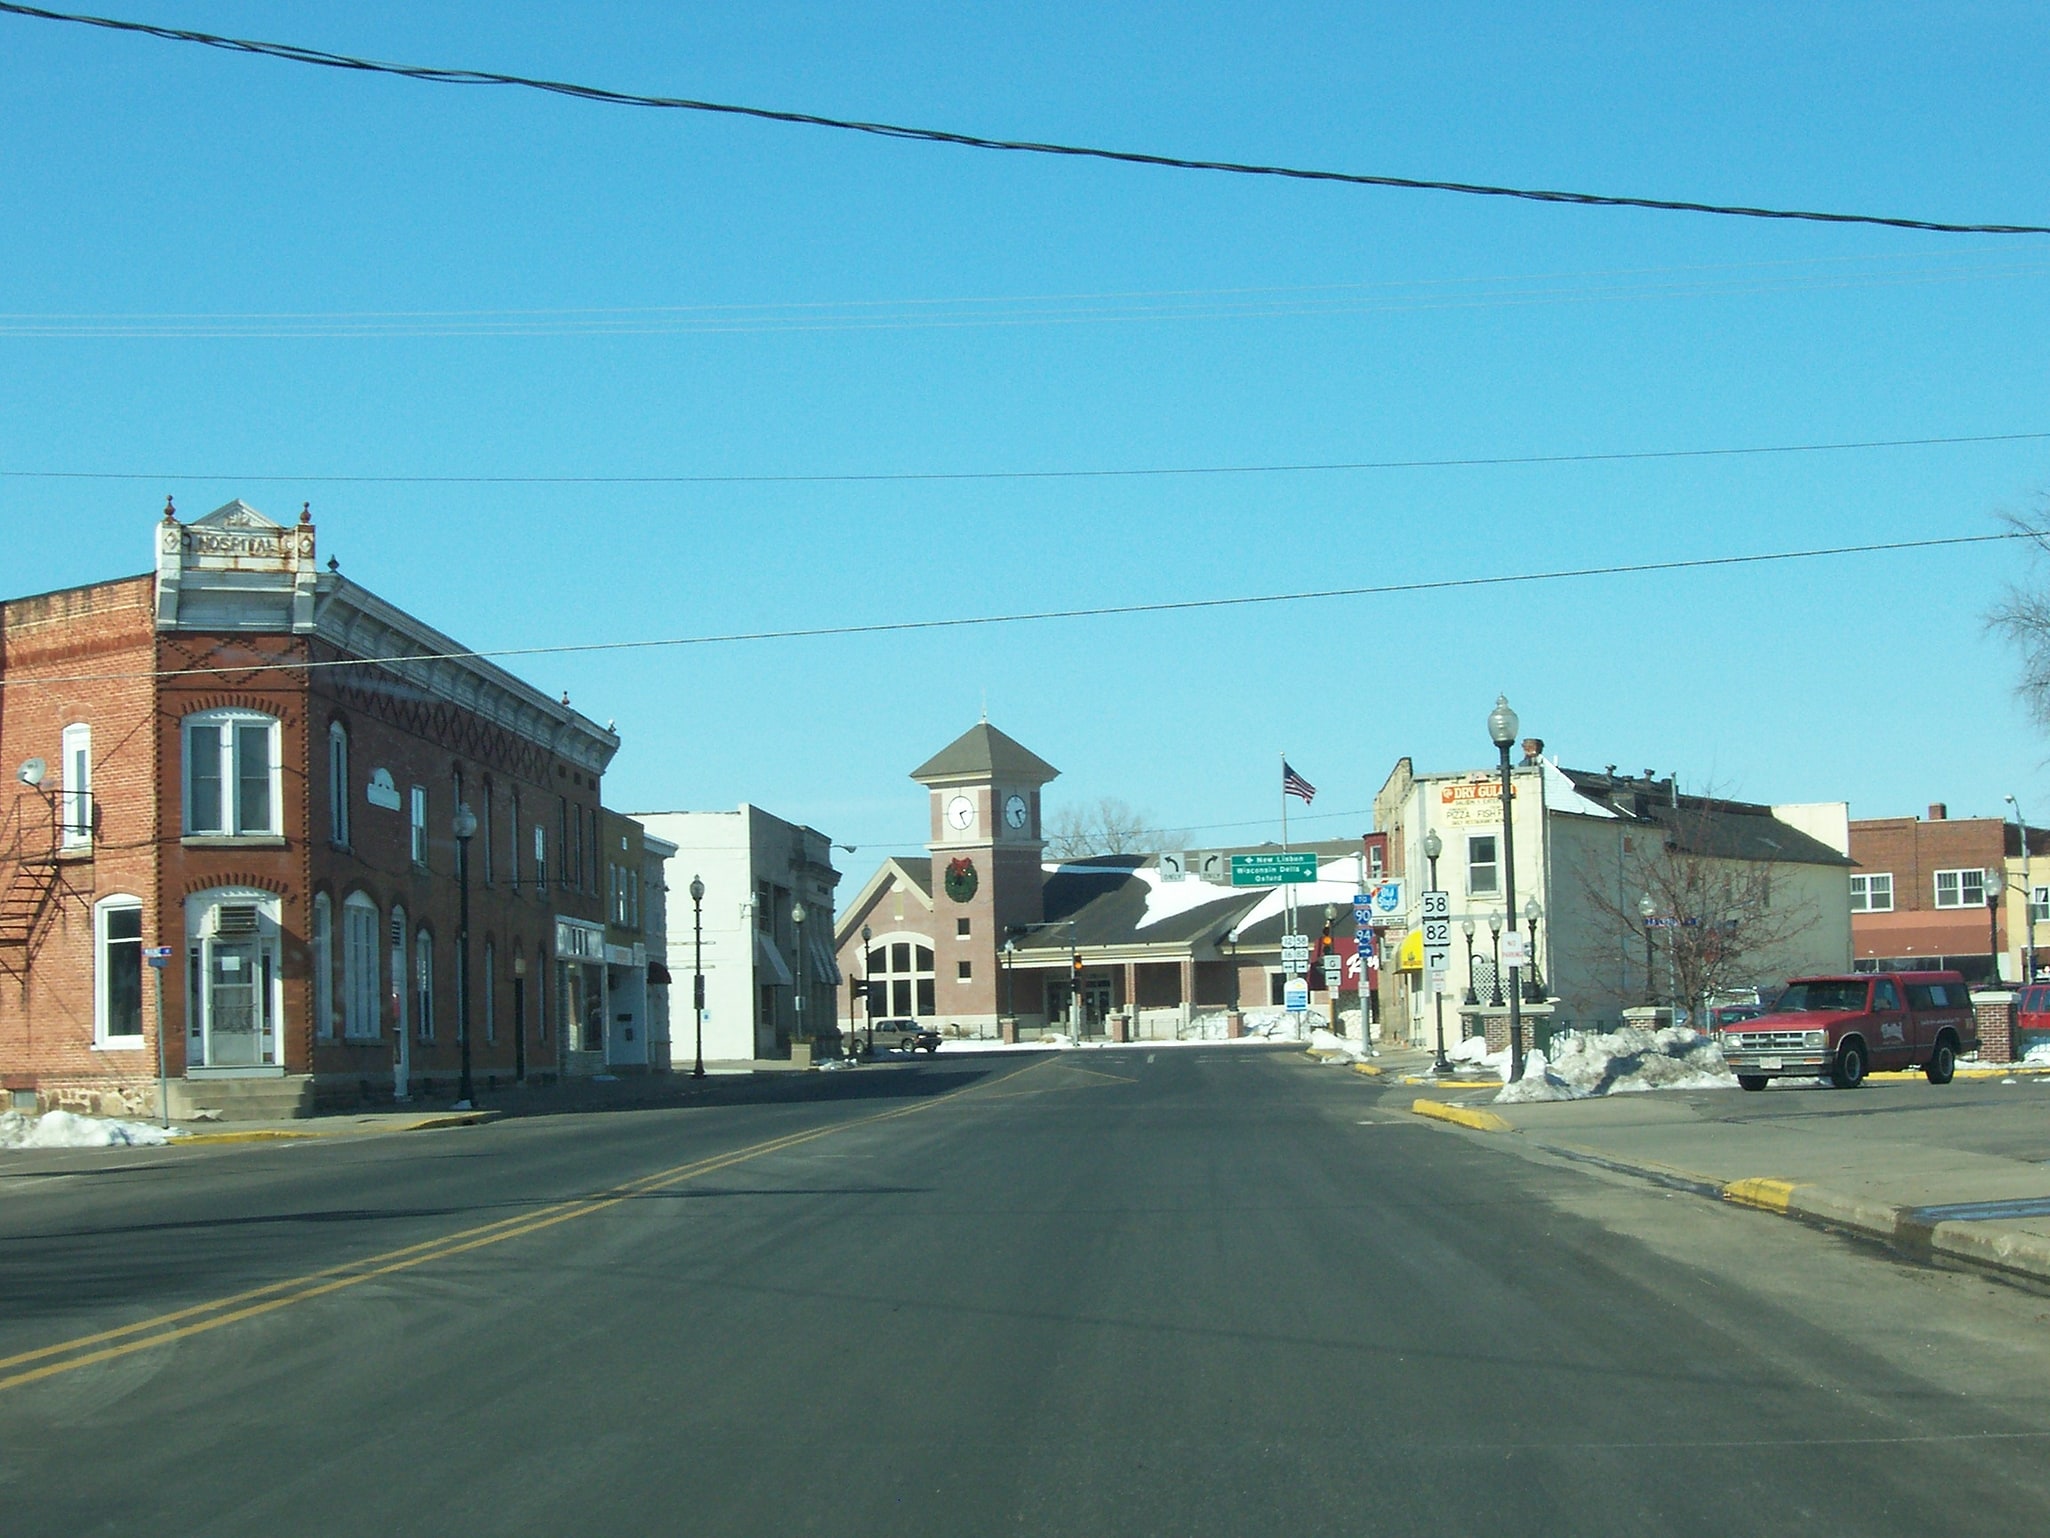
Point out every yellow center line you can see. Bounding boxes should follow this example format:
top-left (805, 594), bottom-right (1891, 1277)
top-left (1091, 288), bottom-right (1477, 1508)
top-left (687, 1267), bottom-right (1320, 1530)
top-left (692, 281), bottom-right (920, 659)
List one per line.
top-left (0, 1054), bottom-right (1056, 1395)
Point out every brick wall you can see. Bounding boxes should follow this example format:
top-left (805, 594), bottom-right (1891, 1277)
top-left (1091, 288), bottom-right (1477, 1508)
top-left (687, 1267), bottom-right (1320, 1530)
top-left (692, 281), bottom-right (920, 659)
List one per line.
top-left (1973, 992), bottom-right (2015, 1064)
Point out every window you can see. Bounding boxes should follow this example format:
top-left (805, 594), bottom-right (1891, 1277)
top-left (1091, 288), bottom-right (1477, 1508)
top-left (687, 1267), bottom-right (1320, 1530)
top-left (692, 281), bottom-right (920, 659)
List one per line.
top-left (559, 798), bottom-right (571, 888)
top-left (1934, 868), bottom-right (1987, 909)
top-left (95, 896), bottom-right (143, 1044)
top-left (389, 905), bottom-right (408, 1041)
top-left (415, 928), bottom-right (434, 1040)
top-left (1849, 873), bottom-right (1894, 913)
top-left (508, 789), bottom-right (521, 890)
top-left (312, 892), bottom-right (334, 1039)
top-left (342, 894), bottom-right (380, 1038)
top-left (327, 722), bottom-right (349, 847)
top-left (867, 938), bottom-right (937, 1017)
top-left (410, 785), bottom-right (428, 866)
top-left (1872, 978), bottom-right (1902, 1011)
top-left (957, 918), bottom-right (971, 938)
top-left (183, 711), bottom-right (279, 835)
top-left (61, 723), bottom-right (91, 849)
top-left (482, 781), bottom-right (495, 884)
top-left (957, 960), bottom-right (973, 981)
top-left (484, 940), bottom-right (496, 1044)
top-left (533, 825), bottom-right (547, 892)
top-left (1466, 834), bottom-right (1499, 896)
top-left (2033, 886), bottom-right (2050, 925)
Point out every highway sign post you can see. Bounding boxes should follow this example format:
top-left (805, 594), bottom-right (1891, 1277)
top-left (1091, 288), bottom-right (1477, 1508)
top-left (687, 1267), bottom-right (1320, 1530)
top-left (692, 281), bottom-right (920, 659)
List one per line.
top-left (1421, 889), bottom-right (1451, 981)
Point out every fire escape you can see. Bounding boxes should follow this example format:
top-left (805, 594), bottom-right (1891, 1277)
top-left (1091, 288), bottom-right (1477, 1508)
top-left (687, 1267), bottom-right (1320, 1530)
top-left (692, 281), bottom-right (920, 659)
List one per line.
top-left (0, 787), bottom-right (63, 983)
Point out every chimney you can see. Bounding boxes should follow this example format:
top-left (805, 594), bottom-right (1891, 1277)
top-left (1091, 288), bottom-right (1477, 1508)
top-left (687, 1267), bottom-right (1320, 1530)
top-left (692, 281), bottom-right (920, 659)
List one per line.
top-left (1928, 803), bottom-right (1948, 821)
top-left (1519, 737), bottom-right (1544, 766)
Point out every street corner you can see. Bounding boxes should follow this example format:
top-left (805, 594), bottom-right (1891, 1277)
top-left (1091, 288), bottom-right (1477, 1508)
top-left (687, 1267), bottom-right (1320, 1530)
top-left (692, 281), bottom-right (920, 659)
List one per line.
top-left (1409, 1097), bottom-right (1512, 1133)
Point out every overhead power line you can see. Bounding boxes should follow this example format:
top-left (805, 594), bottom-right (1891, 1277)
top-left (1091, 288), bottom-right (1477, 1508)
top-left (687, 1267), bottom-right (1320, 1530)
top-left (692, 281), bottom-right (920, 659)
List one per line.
top-left (4, 2), bottom-right (2046, 238)
top-left (10, 529), bottom-right (2031, 688)
top-left (4, 429), bottom-right (2044, 489)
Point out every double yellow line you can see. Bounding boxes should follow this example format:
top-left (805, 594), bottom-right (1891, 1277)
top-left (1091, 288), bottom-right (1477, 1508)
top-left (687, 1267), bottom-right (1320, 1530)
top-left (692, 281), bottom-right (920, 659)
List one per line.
top-left (0, 1055), bottom-right (1052, 1395)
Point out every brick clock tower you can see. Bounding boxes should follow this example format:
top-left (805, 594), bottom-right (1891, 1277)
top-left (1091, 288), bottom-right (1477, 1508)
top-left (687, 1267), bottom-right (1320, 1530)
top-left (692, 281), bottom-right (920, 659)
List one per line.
top-left (911, 721), bottom-right (1059, 1032)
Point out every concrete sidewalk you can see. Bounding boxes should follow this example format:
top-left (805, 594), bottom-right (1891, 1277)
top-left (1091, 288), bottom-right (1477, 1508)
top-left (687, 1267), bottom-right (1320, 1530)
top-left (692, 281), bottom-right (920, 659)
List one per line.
top-left (1403, 1079), bottom-right (2050, 1289)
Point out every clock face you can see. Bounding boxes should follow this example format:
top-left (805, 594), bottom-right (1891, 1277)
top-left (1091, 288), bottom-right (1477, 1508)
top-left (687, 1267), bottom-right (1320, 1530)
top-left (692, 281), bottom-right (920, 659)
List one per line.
top-left (1004, 794), bottom-right (1028, 830)
top-left (946, 794), bottom-right (976, 831)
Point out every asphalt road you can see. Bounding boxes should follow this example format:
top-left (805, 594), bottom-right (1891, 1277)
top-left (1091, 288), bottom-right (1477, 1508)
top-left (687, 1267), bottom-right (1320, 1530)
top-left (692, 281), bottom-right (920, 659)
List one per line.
top-left (3, 1047), bottom-right (2049, 1536)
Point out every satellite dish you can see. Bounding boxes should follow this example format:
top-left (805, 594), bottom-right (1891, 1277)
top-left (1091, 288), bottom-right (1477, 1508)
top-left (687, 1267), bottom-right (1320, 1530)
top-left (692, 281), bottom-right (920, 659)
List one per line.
top-left (17, 758), bottom-right (46, 788)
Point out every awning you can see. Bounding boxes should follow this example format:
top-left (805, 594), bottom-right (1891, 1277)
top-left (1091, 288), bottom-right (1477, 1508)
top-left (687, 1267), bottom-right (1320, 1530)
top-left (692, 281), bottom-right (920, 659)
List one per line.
top-left (754, 929), bottom-right (793, 987)
top-left (810, 937), bottom-right (843, 986)
top-left (1396, 929), bottom-right (1424, 973)
top-left (647, 960), bottom-right (672, 985)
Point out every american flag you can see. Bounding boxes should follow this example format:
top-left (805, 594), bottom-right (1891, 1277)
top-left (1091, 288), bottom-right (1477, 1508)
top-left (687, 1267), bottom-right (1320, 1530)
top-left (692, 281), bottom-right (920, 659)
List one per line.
top-left (1282, 760), bottom-right (1316, 804)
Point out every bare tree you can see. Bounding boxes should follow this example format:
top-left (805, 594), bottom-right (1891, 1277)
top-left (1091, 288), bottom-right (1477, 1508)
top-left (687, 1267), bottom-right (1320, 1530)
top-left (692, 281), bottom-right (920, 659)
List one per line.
top-left (1577, 787), bottom-right (1820, 1023)
top-left (1043, 797), bottom-right (1183, 859)
top-left (1988, 511), bottom-right (2050, 731)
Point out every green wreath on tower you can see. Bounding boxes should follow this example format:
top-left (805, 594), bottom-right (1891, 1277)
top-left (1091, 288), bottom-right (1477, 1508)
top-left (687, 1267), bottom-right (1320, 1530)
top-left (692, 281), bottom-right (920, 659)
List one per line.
top-left (944, 856), bottom-right (978, 903)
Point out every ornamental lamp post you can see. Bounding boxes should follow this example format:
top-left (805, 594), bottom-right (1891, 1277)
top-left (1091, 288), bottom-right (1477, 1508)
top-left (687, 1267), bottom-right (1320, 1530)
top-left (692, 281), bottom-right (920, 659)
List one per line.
top-left (1461, 916), bottom-right (1479, 1007)
top-left (1638, 892), bottom-right (1658, 1006)
top-left (689, 876), bottom-right (706, 1078)
top-left (1487, 912), bottom-right (1505, 1009)
top-left (858, 922), bottom-right (873, 1056)
top-left (452, 802), bottom-right (478, 1107)
top-left (2004, 794), bottom-right (2034, 983)
top-left (791, 899), bottom-right (807, 1045)
top-left (1523, 896), bottom-right (1545, 1003)
top-left (1488, 694), bottom-right (1524, 1081)
top-left (1984, 867), bottom-right (2002, 987)
top-left (1424, 828), bottom-right (1449, 1073)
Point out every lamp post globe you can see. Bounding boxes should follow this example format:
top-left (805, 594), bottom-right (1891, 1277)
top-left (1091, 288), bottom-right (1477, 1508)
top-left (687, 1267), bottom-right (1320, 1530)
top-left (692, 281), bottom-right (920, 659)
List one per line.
top-left (1487, 695), bottom-right (1519, 749)
top-left (1422, 828), bottom-right (1442, 863)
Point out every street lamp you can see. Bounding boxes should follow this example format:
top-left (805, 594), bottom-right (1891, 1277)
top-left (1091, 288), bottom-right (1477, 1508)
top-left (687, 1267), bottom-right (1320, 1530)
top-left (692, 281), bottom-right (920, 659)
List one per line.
top-left (452, 801), bottom-right (477, 1107)
top-left (791, 899), bottom-right (807, 1045)
top-left (1985, 867), bottom-right (2002, 987)
top-left (1002, 936), bottom-right (1016, 1025)
top-left (1487, 912), bottom-right (1505, 1009)
top-left (1424, 828), bottom-right (1448, 1072)
top-left (857, 922), bottom-right (873, 1057)
top-left (1638, 892), bottom-right (1657, 1006)
top-left (2006, 795), bottom-right (2035, 983)
top-left (1488, 694), bottom-right (1524, 1081)
top-left (1461, 916), bottom-right (1479, 1007)
top-left (1523, 896), bottom-right (1545, 1003)
top-left (689, 876), bottom-right (705, 1078)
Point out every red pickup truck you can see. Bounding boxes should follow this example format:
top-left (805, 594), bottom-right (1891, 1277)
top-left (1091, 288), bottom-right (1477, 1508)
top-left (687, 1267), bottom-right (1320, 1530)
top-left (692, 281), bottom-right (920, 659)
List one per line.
top-left (1716, 971), bottom-right (1977, 1090)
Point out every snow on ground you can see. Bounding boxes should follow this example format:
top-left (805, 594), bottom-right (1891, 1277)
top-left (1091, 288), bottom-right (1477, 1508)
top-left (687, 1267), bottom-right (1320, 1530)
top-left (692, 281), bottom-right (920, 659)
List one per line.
top-left (1495, 1026), bottom-right (1738, 1103)
top-left (2023, 1043), bottom-right (2050, 1066)
top-left (0, 1109), bottom-right (180, 1149)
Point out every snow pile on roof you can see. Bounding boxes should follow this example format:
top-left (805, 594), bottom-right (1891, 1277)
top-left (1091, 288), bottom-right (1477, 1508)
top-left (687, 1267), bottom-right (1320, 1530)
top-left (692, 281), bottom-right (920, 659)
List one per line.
top-left (0, 1109), bottom-right (181, 1149)
top-left (1495, 1026), bottom-right (1737, 1103)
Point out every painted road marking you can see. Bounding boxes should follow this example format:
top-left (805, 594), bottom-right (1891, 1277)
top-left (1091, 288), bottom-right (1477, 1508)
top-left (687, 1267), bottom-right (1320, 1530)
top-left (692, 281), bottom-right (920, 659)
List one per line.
top-left (0, 1054), bottom-right (1059, 1395)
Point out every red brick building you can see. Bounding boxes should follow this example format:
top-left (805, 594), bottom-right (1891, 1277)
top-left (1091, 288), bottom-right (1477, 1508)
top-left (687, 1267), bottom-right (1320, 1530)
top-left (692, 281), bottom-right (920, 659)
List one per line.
top-left (1848, 804), bottom-right (2048, 984)
top-left (0, 499), bottom-right (618, 1117)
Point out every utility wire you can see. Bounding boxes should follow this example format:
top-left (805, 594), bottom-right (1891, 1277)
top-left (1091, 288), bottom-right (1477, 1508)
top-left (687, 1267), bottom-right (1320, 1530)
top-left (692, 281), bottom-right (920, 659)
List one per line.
top-left (3, 2), bottom-right (2045, 238)
top-left (9, 528), bottom-right (2030, 688)
top-left (4, 429), bottom-right (2044, 489)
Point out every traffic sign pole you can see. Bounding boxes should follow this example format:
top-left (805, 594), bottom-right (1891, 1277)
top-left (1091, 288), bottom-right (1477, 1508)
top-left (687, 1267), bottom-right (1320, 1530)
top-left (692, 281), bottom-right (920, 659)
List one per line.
top-left (146, 943), bottom-right (173, 1128)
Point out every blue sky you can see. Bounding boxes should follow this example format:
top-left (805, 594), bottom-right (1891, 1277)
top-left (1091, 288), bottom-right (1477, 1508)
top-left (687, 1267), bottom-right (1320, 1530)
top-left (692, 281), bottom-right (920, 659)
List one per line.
top-left (5, 3), bottom-right (2050, 867)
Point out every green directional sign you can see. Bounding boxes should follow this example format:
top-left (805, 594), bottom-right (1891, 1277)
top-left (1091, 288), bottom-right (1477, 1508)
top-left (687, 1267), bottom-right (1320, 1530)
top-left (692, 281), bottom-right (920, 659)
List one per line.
top-left (1229, 852), bottom-right (1319, 887)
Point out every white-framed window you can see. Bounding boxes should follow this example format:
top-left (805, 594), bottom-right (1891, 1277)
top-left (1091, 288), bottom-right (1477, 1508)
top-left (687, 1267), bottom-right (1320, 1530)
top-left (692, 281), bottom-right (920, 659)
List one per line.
top-left (1466, 834), bottom-right (1499, 896)
top-left (312, 891), bottom-right (335, 1039)
top-left (342, 892), bottom-right (380, 1039)
top-left (533, 825), bottom-right (547, 892)
top-left (94, 895), bottom-right (144, 1045)
top-left (61, 722), bottom-right (92, 849)
top-left (1934, 868), bottom-right (1987, 909)
top-left (183, 710), bottom-right (280, 836)
top-left (2034, 886), bottom-right (2050, 925)
top-left (864, 935), bottom-right (936, 1018)
top-left (410, 785), bottom-right (428, 866)
top-left (1850, 872), bottom-right (1894, 913)
top-left (327, 722), bottom-right (350, 847)
top-left (415, 927), bottom-right (434, 1039)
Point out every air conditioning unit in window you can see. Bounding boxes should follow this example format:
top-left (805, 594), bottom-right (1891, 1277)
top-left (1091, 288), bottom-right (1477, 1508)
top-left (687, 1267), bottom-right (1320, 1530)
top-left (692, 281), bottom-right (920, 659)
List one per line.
top-left (215, 905), bottom-right (260, 936)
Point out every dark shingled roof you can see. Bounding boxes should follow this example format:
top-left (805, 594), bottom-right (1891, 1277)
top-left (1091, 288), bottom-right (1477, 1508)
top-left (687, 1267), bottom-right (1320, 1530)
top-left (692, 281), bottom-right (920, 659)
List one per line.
top-left (910, 721), bottom-right (1059, 785)
top-left (1556, 767), bottom-right (1851, 867)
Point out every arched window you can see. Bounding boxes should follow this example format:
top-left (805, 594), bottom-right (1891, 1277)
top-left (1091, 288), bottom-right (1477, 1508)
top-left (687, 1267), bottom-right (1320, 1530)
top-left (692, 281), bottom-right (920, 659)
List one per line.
top-left (95, 894), bottom-right (144, 1045)
top-left (866, 935), bottom-right (936, 1018)
top-left (415, 927), bottom-right (435, 1040)
top-left (327, 722), bottom-right (350, 847)
top-left (312, 891), bottom-right (335, 1039)
top-left (342, 892), bottom-right (380, 1039)
top-left (183, 709), bottom-right (281, 836)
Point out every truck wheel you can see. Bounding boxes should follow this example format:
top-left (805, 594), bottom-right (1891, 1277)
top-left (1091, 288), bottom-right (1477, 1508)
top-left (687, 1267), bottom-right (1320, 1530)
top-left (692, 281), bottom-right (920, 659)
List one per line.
top-left (1925, 1036), bottom-right (1957, 1085)
top-left (1737, 1075), bottom-right (1768, 1092)
top-left (1831, 1039), bottom-right (1868, 1089)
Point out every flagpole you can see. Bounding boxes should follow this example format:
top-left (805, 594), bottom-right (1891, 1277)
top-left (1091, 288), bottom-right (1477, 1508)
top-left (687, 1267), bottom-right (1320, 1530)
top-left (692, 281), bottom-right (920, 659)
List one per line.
top-left (1280, 750), bottom-right (1294, 943)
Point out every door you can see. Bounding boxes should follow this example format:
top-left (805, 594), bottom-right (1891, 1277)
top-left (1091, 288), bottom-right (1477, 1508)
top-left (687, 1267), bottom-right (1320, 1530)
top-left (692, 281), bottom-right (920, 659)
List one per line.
top-left (1082, 978), bottom-right (1113, 1032)
top-left (206, 940), bottom-right (263, 1067)
top-left (1868, 976), bottom-right (1910, 1069)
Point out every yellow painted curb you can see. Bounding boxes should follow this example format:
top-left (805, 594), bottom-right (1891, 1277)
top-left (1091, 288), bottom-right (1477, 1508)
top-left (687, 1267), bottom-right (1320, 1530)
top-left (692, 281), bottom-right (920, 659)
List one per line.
top-left (176, 1129), bottom-right (326, 1145)
top-left (400, 1111), bottom-right (502, 1131)
top-left (1410, 1098), bottom-right (1512, 1133)
top-left (1722, 1177), bottom-right (1799, 1213)
top-left (1351, 1062), bottom-right (1383, 1077)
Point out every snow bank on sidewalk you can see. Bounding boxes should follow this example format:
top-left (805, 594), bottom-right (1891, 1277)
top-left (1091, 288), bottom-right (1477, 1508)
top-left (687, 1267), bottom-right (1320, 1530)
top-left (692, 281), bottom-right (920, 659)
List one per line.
top-left (1495, 1026), bottom-right (1738, 1103)
top-left (0, 1109), bottom-right (181, 1149)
